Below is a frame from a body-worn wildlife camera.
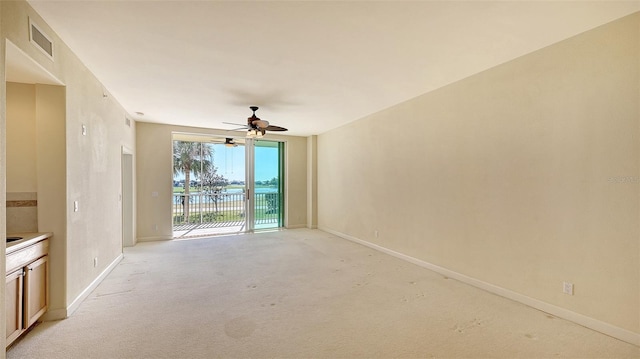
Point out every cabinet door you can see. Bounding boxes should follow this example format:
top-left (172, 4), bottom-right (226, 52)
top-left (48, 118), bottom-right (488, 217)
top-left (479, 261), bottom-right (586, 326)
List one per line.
top-left (24, 256), bottom-right (48, 328)
top-left (6, 269), bottom-right (24, 346)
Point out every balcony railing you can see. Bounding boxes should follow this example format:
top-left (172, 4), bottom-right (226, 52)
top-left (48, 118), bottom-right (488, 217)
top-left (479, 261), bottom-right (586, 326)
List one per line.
top-left (172, 191), bottom-right (280, 230)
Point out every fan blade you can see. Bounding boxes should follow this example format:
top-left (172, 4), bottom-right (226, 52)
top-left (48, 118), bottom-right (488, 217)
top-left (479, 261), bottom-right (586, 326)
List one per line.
top-left (223, 122), bottom-right (248, 128)
top-left (252, 119), bottom-right (269, 129)
top-left (266, 125), bottom-right (288, 132)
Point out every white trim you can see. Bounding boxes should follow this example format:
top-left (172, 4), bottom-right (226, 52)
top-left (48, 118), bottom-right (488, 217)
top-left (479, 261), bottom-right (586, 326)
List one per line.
top-left (41, 308), bottom-right (66, 321)
top-left (66, 253), bottom-right (123, 317)
top-left (245, 138), bottom-right (255, 231)
top-left (137, 235), bottom-right (173, 242)
top-left (121, 145), bottom-right (134, 155)
top-left (43, 253), bottom-right (124, 321)
top-left (286, 224), bottom-right (307, 229)
top-left (6, 39), bottom-right (63, 85)
top-left (320, 227), bottom-right (640, 347)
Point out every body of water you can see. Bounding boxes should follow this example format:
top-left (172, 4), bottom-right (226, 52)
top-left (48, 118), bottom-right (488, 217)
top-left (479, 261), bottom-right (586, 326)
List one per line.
top-left (173, 187), bottom-right (277, 205)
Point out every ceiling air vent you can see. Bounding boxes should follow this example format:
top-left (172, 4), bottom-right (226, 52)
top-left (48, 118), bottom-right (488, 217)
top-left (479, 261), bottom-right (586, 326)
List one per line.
top-left (29, 18), bottom-right (54, 60)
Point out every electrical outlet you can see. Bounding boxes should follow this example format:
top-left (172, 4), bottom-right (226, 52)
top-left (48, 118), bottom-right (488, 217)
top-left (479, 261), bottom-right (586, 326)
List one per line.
top-left (563, 281), bottom-right (574, 295)
top-left (73, 201), bottom-right (79, 212)
top-left (82, 124), bottom-right (87, 136)
top-left (93, 257), bottom-right (98, 268)
top-left (374, 230), bottom-right (379, 238)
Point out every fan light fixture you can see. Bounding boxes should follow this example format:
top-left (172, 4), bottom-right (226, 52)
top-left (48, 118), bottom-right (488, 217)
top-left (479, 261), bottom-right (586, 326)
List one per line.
top-left (246, 129), bottom-right (263, 138)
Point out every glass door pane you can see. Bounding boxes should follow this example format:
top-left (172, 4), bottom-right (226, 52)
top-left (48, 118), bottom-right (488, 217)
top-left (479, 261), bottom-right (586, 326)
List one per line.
top-left (172, 134), bottom-right (246, 238)
top-left (207, 139), bottom-right (246, 233)
top-left (253, 140), bottom-right (284, 229)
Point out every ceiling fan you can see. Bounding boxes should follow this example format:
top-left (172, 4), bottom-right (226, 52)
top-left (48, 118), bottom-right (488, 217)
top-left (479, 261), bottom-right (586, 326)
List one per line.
top-left (224, 106), bottom-right (288, 138)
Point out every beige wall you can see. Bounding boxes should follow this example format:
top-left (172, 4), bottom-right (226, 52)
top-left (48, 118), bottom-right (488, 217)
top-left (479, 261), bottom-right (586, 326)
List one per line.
top-left (307, 135), bottom-right (318, 229)
top-left (6, 82), bottom-right (37, 192)
top-left (136, 122), bottom-right (172, 240)
top-left (1, 0), bottom-right (136, 323)
top-left (318, 12), bottom-right (639, 337)
top-left (35, 84), bottom-right (67, 314)
top-left (136, 122), bottom-right (307, 241)
top-left (286, 134), bottom-right (308, 227)
top-left (6, 83), bottom-right (39, 234)
top-left (0, 1), bottom-right (6, 349)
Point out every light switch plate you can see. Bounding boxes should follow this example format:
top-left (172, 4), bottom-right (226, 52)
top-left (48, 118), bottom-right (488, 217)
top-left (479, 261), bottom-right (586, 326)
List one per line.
top-left (563, 281), bottom-right (574, 295)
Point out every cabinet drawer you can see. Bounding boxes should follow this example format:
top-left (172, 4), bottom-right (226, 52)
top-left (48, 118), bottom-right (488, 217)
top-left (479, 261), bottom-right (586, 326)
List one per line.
top-left (6, 240), bottom-right (49, 274)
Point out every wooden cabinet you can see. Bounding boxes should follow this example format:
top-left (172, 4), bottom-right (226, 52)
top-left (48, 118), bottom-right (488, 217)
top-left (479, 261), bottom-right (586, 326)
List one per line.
top-left (24, 256), bottom-right (48, 328)
top-left (5, 238), bottom-right (49, 347)
top-left (6, 269), bottom-right (24, 345)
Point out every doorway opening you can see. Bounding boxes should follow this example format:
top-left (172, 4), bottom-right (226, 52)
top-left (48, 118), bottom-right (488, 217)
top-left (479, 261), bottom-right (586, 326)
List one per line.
top-left (171, 133), bottom-right (284, 238)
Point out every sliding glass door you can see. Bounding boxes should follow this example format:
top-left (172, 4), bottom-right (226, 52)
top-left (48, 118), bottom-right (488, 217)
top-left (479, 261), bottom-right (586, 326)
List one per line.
top-left (172, 134), bottom-right (283, 237)
top-left (253, 140), bottom-right (284, 230)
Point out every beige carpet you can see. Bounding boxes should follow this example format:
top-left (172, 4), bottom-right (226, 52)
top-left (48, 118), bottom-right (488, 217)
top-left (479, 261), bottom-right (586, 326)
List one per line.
top-left (7, 229), bottom-right (639, 358)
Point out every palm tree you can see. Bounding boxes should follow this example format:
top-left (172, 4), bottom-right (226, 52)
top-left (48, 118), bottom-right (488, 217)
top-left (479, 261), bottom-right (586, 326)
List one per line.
top-left (173, 141), bottom-right (212, 223)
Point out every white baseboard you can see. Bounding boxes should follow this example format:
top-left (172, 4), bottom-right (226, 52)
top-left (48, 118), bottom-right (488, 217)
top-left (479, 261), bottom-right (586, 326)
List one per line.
top-left (42, 308), bottom-right (66, 321)
top-left (286, 224), bottom-right (307, 229)
top-left (66, 253), bottom-right (124, 317)
top-left (137, 235), bottom-right (172, 242)
top-left (320, 227), bottom-right (640, 347)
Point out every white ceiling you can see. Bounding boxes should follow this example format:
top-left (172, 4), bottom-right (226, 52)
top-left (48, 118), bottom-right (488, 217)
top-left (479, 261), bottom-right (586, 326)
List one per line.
top-left (25, 1), bottom-right (640, 136)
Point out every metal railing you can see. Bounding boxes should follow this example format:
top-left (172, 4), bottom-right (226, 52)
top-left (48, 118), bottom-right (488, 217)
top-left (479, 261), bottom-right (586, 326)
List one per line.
top-left (172, 191), bottom-right (279, 229)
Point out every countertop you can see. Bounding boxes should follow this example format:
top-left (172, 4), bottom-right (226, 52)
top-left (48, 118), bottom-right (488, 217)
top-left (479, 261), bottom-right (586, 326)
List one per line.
top-left (6, 232), bottom-right (53, 254)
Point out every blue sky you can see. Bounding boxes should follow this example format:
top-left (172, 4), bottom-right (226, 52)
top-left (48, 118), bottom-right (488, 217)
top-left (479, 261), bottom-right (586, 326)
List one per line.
top-left (196, 144), bottom-right (278, 182)
top-left (254, 146), bottom-right (279, 182)
top-left (174, 141), bottom-right (280, 183)
top-left (211, 144), bottom-right (245, 181)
